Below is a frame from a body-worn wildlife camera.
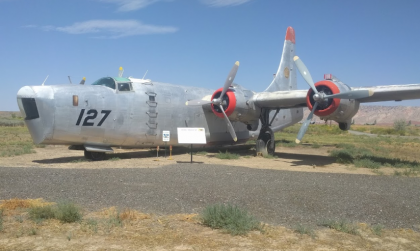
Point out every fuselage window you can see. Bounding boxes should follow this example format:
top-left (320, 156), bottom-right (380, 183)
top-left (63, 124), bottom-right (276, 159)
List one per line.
top-left (118, 82), bottom-right (132, 92)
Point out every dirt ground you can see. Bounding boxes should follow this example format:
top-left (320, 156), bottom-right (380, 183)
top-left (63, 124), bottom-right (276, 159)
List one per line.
top-left (0, 145), bottom-right (397, 175)
top-left (1, 146), bottom-right (419, 250)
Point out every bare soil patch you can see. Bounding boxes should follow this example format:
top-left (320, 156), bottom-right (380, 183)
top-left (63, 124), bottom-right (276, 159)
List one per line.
top-left (0, 145), bottom-right (396, 175)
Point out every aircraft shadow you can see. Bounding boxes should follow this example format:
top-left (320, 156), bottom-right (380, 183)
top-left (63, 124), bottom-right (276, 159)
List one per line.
top-left (273, 152), bottom-right (336, 166)
top-left (32, 144), bottom-right (335, 167)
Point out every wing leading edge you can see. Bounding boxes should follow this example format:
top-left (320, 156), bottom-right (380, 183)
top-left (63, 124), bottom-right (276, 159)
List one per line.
top-left (353, 84), bottom-right (420, 103)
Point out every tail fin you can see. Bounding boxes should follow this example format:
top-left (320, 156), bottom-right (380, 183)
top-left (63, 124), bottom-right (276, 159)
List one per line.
top-left (264, 27), bottom-right (296, 92)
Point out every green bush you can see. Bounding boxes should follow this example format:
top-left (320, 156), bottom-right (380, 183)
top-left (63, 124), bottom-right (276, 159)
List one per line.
top-left (0, 209), bottom-right (3, 231)
top-left (371, 224), bottom-right (384, 236)
top-left (294, 224), bottom-right (316, 238)
top-left (320, 219), bottom-right (359, 235)
top-left (394, 119), bottom-right (406, 132)
top-left (29, 205), bottom-right (56, 221)
top-left (215, 151), bottom-right (240, 160)
top-left (354, 158), bottom-right (381, 169)
top-left (329, 149), bottom-right (354, 164)
top-left (200, 204), bottom-right (262, 236)
top-left (55, 201), bottom-right (82, 223)
top-left (29, 201), bottom-right (82, 223)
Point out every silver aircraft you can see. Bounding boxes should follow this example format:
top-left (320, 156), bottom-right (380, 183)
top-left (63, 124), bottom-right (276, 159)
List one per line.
top-left (17, 27), bottom-right (420, 160)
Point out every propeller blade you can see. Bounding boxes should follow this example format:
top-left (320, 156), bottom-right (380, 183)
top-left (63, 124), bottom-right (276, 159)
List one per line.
top-left (325, 89), bottom-right (373, 100)
top-left (219, 104), bottom-right (237, 142)
top-left (185, 99), bottom-right (211, 106)
top-left (79, 77), bottom-right (86, 85)
top-left (295, 102), bottom-right (318, 144)
top-left (293, 56), bottom-right (318, 94)
top-left (217, 61), bottom-right (239, 104)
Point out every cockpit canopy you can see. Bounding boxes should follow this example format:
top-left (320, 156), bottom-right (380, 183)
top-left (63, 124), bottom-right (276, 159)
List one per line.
top-left (91, 77), bottom-right (133, 92)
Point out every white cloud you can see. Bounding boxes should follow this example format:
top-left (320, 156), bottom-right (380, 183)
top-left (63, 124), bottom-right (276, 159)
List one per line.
top-left (26, 20), bottom-right (178, 38)
top-left (99, 0), bottom-right (160, 11)
top-left (99, 0), bottom-right (250, 11)
top-left (201, 0), bottom-right (251, 7)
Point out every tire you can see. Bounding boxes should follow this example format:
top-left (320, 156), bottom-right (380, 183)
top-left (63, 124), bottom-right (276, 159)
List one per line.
top-left (84, 150), bottom-right (92, 160)
top-left (256, 139), bottom-right (268, 156)
top-left (256, 131), bottom-right (275, 156)
top-left (84, 150), bottom-right (106, 161)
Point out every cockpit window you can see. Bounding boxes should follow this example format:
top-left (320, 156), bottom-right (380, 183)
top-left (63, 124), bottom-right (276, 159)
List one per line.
top-left (92, 77), bottom-right (116, 89)
top-left (117, 82), bottom-right (132, 92)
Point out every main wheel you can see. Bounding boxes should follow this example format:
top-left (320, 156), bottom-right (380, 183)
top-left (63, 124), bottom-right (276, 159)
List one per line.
top-left (256, 129), bottom-right (275, 156)
top-left (339, 122), bottom-right (350, 131)
top-left (84, 150), bottom-right (106, 161)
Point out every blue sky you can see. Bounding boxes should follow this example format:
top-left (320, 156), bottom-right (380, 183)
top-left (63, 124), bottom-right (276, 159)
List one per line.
top-left (1, 0), bottom-right (420, 111)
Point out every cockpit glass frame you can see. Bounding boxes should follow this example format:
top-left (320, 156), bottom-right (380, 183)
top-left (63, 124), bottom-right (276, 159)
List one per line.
top-left (91, 77), bottom-right (116, 90)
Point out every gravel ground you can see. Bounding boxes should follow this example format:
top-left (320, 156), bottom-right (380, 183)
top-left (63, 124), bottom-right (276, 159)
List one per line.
top-left (1, 164), bottom-right (419, 229)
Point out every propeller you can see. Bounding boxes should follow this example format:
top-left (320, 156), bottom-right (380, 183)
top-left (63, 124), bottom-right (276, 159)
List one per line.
top-left (293, 56), bottom-right (372, 143)
top-left (186, 61), bottom-right (240, 141)
top-left (79, 77), bottom-right (86, 85)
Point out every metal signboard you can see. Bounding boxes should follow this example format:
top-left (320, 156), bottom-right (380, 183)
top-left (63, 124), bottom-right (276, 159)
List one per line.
top-left (162, 130), bottom-right (170, 142)
top-left (177, 127), bottom-right (206, 144)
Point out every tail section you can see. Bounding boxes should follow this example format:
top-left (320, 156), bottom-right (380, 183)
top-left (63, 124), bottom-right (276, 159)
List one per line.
top-left (264, 27), bottom-right (297, 92)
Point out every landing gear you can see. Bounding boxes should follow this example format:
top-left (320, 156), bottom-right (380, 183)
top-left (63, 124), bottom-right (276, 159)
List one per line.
top-left (255, 108), bottom-right (277, 156)
top-left (84, 150), bottom-right (106, 161)
top-left (339, 122), bottom-right (351, 131)
top-left (256, 127), bottom-right (275, 156)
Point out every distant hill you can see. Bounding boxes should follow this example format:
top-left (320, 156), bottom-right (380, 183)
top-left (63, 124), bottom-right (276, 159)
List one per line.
top-left (303, 105), bottom-right (420, 126)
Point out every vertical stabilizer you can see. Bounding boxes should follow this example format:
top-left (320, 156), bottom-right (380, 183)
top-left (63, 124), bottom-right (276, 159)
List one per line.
top-left (264, 27), bottom-right (296, 92)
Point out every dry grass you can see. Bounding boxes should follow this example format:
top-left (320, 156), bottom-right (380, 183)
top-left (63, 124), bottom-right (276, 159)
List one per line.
top-left (0, 198), bottom-right (53, 211)
top-left (0, 199), bottom-right (419, 250)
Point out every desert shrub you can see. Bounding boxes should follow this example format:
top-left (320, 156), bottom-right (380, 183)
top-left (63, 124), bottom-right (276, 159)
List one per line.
top-left (394, 119), bottom-right (406, 132)
top-left (0, 209), bottom-right (3, 231)
top-left (320, 219), bottom-right (359, 235)
top-left (29, 205), bottom-right (56, 221)
top-left (200, 204), bottom-right (262, 236)
top-left (294, 224), bottom-right (316, 238)
top-left (353, 158), bottom-right (381, 169)
top-left (329, 149), bottom-right (354, 164)
top-left (55, 201), bottom-right (82, 223)
top-left (311, 142), bottom-right (321, 148)
top-left (371, 224), bottom-right (384, 236)
top-left (215, 151), bottom-right (240, 160)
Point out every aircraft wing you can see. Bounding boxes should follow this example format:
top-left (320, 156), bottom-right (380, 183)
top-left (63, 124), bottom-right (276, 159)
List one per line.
top-left (252, 90), bottom-right (308, 109)
top-left (353, 84), bottom-right (420, 103)
top-left (253, 84), bottom-right (420, 109)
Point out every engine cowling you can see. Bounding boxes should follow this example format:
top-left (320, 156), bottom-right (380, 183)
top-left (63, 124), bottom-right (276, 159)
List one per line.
top-left (306, 80), bottom-right (360, 124)
top-left (210, 87), bottom-right (236, 118)
top-left (210, 85), bottom-right (260, 128)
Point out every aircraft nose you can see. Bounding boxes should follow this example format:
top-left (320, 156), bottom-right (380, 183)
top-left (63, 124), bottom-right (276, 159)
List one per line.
top-left (17, 86), bottom-right (55, 144)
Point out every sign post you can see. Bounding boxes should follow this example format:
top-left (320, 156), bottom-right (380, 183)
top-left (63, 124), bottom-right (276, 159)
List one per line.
top-left (162, 130), bottom-right (170, 158)
top-left (177, 128), bottom-right (206, 163)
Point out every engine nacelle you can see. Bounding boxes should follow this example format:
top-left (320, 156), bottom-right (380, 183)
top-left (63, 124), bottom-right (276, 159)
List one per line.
top-left (306, 80), bottom-right (359, 127)
top-left (210, 84), bottom-right (260, 128)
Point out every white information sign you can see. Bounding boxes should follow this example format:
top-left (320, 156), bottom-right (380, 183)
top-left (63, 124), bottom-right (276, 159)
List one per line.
top-left (177, 127), bottom-right (207, 144)
top-left (162, 130), bottom-right (170, 142)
